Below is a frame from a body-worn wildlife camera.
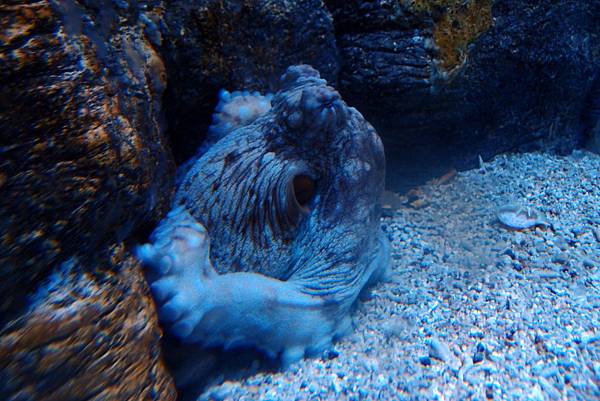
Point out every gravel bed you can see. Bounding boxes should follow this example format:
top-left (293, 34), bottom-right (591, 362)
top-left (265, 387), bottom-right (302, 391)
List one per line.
top-left (196, 151), bottom-right (600, 401)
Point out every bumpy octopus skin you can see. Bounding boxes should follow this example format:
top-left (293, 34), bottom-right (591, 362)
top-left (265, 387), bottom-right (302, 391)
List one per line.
top-left (137, 65), bottom-right (390, 366)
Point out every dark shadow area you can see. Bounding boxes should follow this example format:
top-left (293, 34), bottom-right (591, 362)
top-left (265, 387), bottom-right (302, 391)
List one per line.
top-left (161, 336), bottom-right (275, 401)
top-left (582, 74), bottom-right (600, 152)
top-left (163, 334), bottom-right (336, 401)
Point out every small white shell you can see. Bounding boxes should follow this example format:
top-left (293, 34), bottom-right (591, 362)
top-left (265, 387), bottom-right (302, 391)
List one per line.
top-left (497, 204), bottom-right (551, 230)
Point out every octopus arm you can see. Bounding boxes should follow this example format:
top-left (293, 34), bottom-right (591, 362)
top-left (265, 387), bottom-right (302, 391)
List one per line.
top-left (290, 229), bottom-right (391, 306)
top-left (136, 207), bottom-right (349, 366)
top-left (202, 90), bottom-right (273, 153)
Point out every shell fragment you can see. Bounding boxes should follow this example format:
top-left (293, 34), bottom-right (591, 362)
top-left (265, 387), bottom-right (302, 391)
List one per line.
top-left (497, 204), bottom-right (551, 230)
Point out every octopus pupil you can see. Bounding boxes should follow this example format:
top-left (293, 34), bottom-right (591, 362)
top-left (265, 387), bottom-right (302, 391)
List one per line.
top-left (292, 175), bottom-right (315, 208)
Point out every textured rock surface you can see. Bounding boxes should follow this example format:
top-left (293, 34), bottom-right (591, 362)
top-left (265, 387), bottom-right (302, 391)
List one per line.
top-left (585, 74), bottom-right (600, 153)
top-left (0, 246), bottom-right (175, 401)
top-left (326, 0), bottom-right (600, 190)
top-left (161, 0), bottom-right (339, 163)
top-left (0, 0), bottom-right (174, 321)
top-left (0, 1), bottom-right (176, 399)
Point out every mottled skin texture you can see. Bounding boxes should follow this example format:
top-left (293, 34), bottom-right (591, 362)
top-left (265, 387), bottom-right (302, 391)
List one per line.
top-left (137, 65), bottom-right (389, 365)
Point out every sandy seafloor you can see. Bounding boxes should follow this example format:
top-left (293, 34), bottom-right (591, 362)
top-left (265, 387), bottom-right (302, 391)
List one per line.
top-left (196, 151), bottom-right (600, 401)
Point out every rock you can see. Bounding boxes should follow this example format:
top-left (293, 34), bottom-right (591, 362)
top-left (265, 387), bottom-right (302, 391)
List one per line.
top-left (583, 74), bottom-right (600, 153)
top-left (0, 247), bottom-right (175, 400)
top-left (427, 337), bottom-right (452, 362)
top-left (419, 356), bottom-right (432, 366)
top-left (161, 0), bottom-right (340, 163)
top-left (325, 0), bottom-right (600, 190)
top-left (1, 1), bottom-right (175, 399)
top-left (0, 0), bottom-right (174, 321)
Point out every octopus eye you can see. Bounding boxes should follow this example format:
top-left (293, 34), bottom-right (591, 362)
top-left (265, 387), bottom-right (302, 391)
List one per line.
top-left (292, 175), bottom-right (316, 210)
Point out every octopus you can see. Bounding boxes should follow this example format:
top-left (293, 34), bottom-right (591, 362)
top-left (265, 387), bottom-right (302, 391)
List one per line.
top-left (136, 65), bottom-right (390, 366)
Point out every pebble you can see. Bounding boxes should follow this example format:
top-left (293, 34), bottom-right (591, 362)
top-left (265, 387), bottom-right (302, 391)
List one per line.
top-left (582, 258), bottom-right (595, 268)
top-left (502, 247), bottom-right (518, 259)
top-left (552, 252), bottom-right (570, 264)
top-left (538, 377), bottom-right (562, 400)
top-left (427, 338), bottom-right (452, 363)
top-left (469, 330), bottom-right (485, 339)
top-left (419, 356), bottom-right (432, 366)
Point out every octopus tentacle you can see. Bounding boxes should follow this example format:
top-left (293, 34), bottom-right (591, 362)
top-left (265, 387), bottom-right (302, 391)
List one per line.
top-left (204, 89), bottom-right (273, 151)
top-left (136, 207), bottom-right (351, 366)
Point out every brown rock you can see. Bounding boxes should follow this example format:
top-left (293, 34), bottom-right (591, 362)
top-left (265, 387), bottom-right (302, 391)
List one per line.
top-left (0, 246), bottom-right (176, 400)
top-left (0, 1), bottom-right (173, 319)
top-left (0, 1), bottom-right (176, 399)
